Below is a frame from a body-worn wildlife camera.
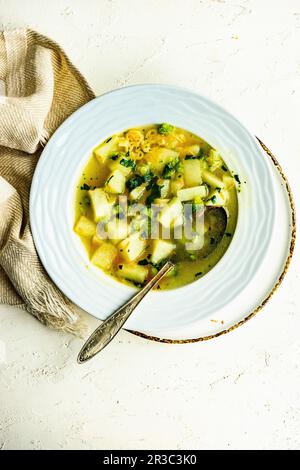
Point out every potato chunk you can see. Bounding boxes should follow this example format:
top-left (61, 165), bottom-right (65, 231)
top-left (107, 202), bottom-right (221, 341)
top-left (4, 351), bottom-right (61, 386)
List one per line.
top-left (117, 263), bottom-right (148, 284)
top-left (74, 216), bottom-right (96, 238)
top-left (177, 185), bottom-right (208, 201)
top-left (106, 219), bottom-right (128, 242)
top-left (148, 148), bottom-right (179, 172)
top-left (92, 234), bottom-right (104, 249)
top-left (181, 144), bottom-right (200, 157)
top-left (106, 170), bottom-right (126, 194)
top-left (158, 197), bottom-right (182, 228)
top-left (118, 232), bottom-right (146, 262)
top-left (183, 159), bottom-right (202, 186)
top-left (151, 239), bottom-right (176, 264)
top-left (89, 188), bottom-right (112, 222)
top-left (91, 242), bottom-right (117, 270)
top-left (108, 158), bottom-right (132, 177)
top-left (202, 170), bottom-right (224, 188)
top-left (207, 149), bottom-right (223, 171)
top-left (94, 136), bottom-right (119, 162)
top-left (129, 184), bottom-right (146, 201)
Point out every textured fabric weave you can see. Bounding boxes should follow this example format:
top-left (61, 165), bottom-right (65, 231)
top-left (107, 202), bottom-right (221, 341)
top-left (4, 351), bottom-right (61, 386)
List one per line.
top-left (0, 29), bottom-right (95, 333)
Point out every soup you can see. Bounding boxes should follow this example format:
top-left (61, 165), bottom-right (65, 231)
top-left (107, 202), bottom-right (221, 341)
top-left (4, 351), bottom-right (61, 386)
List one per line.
top-left (74, 124), bottom-right (238, 289)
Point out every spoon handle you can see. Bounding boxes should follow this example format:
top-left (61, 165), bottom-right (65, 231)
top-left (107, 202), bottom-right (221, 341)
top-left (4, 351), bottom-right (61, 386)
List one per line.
top-left (77, 261), bottom-right (174, 363)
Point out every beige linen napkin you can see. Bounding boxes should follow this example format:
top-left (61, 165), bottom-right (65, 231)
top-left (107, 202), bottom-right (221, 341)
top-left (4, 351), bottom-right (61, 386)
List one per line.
top-left (0, 29), bottom-right (95, 333)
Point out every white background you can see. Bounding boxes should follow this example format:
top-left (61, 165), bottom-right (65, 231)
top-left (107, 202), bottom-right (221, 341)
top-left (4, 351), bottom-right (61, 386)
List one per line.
top-left (0, 0), bottom-right (299, 450)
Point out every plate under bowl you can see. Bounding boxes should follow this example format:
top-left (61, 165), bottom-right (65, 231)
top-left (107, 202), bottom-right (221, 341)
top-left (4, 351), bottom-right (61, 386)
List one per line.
top-left (30, 84), bottom-right (276, 334)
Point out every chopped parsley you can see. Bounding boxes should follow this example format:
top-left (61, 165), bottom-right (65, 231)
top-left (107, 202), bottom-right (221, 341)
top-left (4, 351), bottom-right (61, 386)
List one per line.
top-left (151, 259), bottom-right (169, 270)
top-left (110, 153), bottom-right (119, 161)
top-left (162, 158), bottom-right (182, 179)
top-left (138, 259), bottom-right (149, 266)
top-left (198, 148), bottom-right (206, 160)
top-left (221, 165), bottom-right (228, 172)
top-left (131, 281), bottom-right (144, 288)
top-left (126, 175), bottom-right (144, 191)
top-left (209, 195), bottom-right (217, 204)
top-left (120, 158), bottom-right (136, 171)
top-left (234, 174), bottom-right (241, 184)
top-left (80, 183), bottom-right (92, 190)
top-left (185, 148), bottom-right (206, 160)
top-left (146, 182), bottom-right (162, 206)
top-left (195, 271), bottom-right (203, 277)
top-left (138, 258), bottom-right (170, 271)
top-left (185, 155), bottom-right (197, 160)
top-left (143, 169), bottom-right (154, 184)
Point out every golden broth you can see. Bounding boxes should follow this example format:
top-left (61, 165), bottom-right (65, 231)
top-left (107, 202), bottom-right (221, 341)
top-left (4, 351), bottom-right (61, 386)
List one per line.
top-left (74, 124), bottom-right (238, 290)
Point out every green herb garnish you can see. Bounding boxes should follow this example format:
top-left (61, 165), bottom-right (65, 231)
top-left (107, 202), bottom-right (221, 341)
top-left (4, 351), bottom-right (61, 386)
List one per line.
top-left (185, 155), bottom-right (197, 160)
top-left (126, 175), bottom-right (144, 191)
top-left (162, 158), bottom-right (182, 179)
top-left (234, 174), bottom-right (241, 184)
top-left (120, 158), bottom-right (136, 171)
top-left (80, 183), bottom-right (92, 190)
top-left (185, 149), bottom-right (206, 160)
top-left (138, 259), bottom-right (149, 266)
top-left (143, 169), bottom-right (154, 183)
top-left (198, 148), bottom-right (206, 160)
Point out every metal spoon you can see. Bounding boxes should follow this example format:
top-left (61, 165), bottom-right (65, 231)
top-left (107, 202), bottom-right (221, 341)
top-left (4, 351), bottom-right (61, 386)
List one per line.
top-left (77, 261), bottom-right (174, 364)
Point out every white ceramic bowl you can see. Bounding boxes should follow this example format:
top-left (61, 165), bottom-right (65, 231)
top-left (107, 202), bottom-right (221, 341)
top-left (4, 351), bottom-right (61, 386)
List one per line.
top-left (30, 84), bottom-right (276, 334)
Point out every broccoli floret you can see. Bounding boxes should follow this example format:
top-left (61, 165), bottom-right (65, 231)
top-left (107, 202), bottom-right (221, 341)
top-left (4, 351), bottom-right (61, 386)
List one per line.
top-left (158, 123), bottom-right (174, 135)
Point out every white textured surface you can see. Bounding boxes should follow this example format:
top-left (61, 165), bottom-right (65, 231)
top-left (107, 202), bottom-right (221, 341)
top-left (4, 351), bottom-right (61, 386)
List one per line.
top-left (0, 0), bottom-right (299, 450)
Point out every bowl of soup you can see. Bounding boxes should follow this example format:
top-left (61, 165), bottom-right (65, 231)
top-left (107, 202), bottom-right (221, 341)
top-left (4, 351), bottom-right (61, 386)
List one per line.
top-left (74, 124), bottom-right (238, 290)
top-left (30, 84), bottom-right (275, 334)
